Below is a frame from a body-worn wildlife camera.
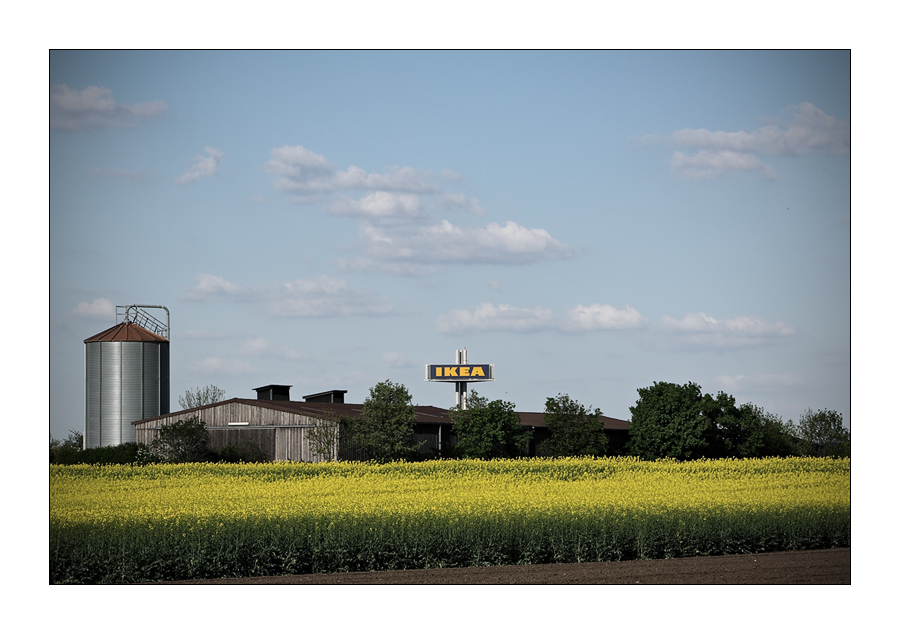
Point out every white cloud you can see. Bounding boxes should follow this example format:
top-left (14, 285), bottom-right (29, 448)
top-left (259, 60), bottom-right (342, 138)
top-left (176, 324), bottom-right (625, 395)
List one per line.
top-left (441, 169), bottom-right (463, 182)
top-left (265, 146), bottom-right (336, 192)
top-left (266, 146), bottom-right (436, 195)
top-left (671, 150), bottom-right (777, 180)
top-left (671, 103), bottom-right (850, 157)
top-left (265, 145), bottom-right (566, 273)
top-left (177, 147), bottom-right (224, 184)
top-left (184, 273), bottom-right (259, 300)
top-left (328, 192), bottom-right (427, 220)
top-left (436, 302), bottom-right (646, 335)
top-left (562, 304), bottom-right (648, 331)
top-left (333, 165), bottom-right (436, 193)
top-left (662, 313), bottom-right (795, 336)
top-left (269, 276), bottom-right (394, 317)
top-left (73, 298), bottom-right (115, 320)
top-left (265, 147), bottom-right (485, 213)
top-left (652, 102), bottom-right (849, 180)
top-left (435, 305), bottom-right (789, 343)
top-left (434, 192), bottom-right (485, 216)
top-left (184, 273), bottom-right (394, 318)
top-left (360, 219), bottom-right (573, 265)
top-left (659, 312), bottom-right (796, 348)
top-left (437, 303), bottom-right (555, 334)
top-left (50, 84), bottom-right (167, 131)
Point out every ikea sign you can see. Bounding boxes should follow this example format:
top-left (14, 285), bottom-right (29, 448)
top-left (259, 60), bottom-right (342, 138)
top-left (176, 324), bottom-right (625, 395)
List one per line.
top-left (426, 364), bottom-right (494, 382)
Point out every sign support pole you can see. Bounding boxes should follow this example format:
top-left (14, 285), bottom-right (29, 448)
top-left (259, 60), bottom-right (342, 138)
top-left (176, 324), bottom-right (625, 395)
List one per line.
top-left (455, 349), bottom-right (467, 409)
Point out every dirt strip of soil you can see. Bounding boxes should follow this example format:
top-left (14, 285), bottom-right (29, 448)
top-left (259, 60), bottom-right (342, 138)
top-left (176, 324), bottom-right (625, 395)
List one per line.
top-left (164, 547), bottom-right (849, 584)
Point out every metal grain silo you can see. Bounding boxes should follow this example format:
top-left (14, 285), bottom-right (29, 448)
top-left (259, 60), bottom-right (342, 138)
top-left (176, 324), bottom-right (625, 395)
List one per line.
top-left (84, 305), bottom-right (170, 448)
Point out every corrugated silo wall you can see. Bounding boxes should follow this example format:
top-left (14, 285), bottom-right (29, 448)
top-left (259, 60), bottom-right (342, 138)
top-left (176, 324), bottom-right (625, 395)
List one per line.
top-left (85, 341), bottom-right (169, 448)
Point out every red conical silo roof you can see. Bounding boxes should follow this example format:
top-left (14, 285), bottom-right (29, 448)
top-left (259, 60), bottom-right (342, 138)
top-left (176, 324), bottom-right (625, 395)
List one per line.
top-left (84, 322), bottom-right (169, 343)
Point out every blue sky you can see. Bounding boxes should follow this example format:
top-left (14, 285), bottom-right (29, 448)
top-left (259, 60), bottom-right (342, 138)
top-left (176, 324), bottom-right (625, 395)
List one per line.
top-left (49, 50), bottom-right (850, 441)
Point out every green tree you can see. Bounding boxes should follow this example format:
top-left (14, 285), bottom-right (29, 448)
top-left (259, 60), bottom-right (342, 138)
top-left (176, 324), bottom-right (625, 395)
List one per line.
top-left (742, 404), bottom-right (802, 457)
top-left (450, 391), bottom-right (531, 459)
top-left (307, 411), bottom-right (344, 462)
top-left (350, 380), bottom-right (419, 462)
top-left (628, 382), bottom-right (782, 460)
top-left (50, 429), bottom-right (83, 463)
top-left (151, 416), bottom-right (211, 463)
top-left (178, 385), bottom-right (226, 410)
top-left (539, 394), bottom-right (608, 457)
top-left (795, 408), bottom-right (850, 457)
top-left (704, 392), bottom-right (765, 458)
top-left (627, 382), bottom-right (713, 460)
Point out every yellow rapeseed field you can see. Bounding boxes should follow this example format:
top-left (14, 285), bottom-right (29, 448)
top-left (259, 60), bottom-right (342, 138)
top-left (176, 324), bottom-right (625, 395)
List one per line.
top-left (50, 457), bottom-right (850, 583)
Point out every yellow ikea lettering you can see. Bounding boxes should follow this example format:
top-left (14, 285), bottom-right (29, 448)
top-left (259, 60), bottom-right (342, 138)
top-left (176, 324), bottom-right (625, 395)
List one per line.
top-left (460, 366), bottom-right (471, 377)
top-left (471, 366), bottom-right (485, 377)
top-left (436, 367), bottom-right (442, 377)
top-left (446, 366), bottom-right (458, 376)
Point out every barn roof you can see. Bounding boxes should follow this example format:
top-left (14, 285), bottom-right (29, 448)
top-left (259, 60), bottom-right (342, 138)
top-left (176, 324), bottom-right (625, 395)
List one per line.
top-left (131, 398), bottom-right (454, 426)
top-left (516, 411), bottom-right (630, 430)
top-left (85, 321), bottom-right (169, 343)
top-left (132, 398), bottom-right (629, 429)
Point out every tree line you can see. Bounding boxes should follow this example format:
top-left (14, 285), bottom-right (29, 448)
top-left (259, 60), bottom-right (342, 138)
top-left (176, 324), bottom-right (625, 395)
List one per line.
top-left (627, 381), bottom-right (849, 460)
top-left (313, 379), bottom-right (850, 462)
top-left (51, 380), bottom-right (849, 465)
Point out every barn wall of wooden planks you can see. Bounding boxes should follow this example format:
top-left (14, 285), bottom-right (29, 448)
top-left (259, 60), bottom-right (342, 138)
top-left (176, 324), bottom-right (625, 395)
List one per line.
top-left (133, 401), bottom-right (334, 462)
top-left (133, 398), bottom-right (632, 462)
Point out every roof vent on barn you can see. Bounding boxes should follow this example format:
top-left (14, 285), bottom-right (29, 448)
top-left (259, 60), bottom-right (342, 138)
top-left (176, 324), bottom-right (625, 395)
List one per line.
top-left (253, 385), bottom-right (292, 401)
top-left (303, 390), bottom-right (347, 403)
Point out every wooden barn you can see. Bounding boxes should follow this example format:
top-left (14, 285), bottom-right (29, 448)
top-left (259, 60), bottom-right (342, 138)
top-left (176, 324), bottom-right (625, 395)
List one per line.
top-left (131, 384), bottom-right (631, 461)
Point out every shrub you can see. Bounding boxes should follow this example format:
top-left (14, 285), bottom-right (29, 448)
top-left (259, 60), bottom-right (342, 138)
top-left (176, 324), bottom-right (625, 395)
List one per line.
top-left (53, 442), bottom-right (147, 466)
top-left (151, 417), bottom-right (211, 463)
top-left (540, 394), bottom-right (607, 457)
top-left (51, 430), bottom-right (83, 464)
top-left (795, 408), bottom-right (850, 457)
top-left (450, 391), bottom-right (531, 459)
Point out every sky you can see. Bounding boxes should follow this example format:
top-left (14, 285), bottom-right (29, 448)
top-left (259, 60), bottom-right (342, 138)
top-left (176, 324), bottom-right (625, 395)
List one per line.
top-left (49, 50), bottom-right (851, 441)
